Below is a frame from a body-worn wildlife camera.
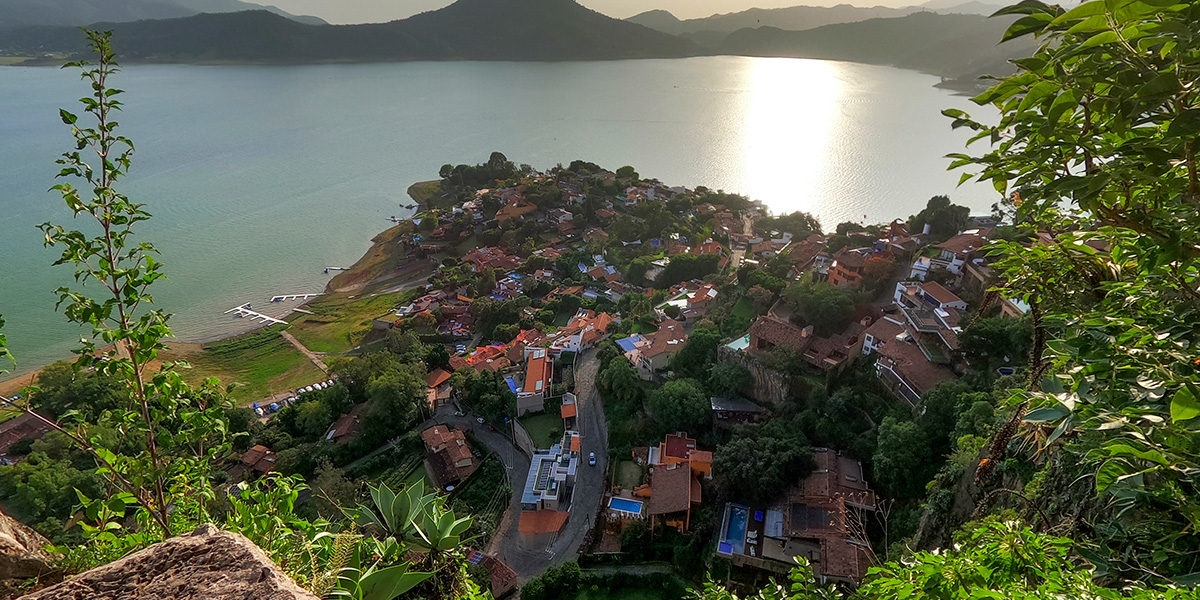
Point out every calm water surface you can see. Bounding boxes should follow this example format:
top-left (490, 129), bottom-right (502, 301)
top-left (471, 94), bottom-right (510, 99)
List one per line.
top-left (0, 56), bottom-right (999, 376)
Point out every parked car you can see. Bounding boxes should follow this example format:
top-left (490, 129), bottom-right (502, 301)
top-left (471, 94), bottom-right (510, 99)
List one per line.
top-left (588, 452), bottom-right (596, 466)
top-left (476, 417), bottom-right (485, 424)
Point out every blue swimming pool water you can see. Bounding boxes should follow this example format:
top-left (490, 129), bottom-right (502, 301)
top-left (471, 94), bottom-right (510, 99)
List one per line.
top-left (721, 504), bottom-right (749, 555)
top-left (609, 497), bottom-right (644, 514)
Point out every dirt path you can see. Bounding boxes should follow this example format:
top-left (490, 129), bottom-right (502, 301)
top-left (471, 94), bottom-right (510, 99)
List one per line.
top-left (280, 330), bottom-right (329, 373)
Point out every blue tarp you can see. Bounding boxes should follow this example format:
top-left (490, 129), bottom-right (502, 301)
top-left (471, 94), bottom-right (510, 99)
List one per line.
top-left (505, 377), bottom-right (520, 394)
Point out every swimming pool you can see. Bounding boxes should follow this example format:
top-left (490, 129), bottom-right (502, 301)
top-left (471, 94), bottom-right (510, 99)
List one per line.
top-left (609, 497), bottom-right (644, 515)
top-left (718, 504), bottom-right (749, 556)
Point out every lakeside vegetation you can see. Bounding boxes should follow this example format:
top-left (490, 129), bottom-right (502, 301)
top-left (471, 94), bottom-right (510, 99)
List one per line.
top-left (162, 325), bottom-right (323, 403)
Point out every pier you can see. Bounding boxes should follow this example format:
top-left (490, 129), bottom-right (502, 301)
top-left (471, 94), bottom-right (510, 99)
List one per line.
top-left (270, 293), bottom-right (322, 302)
top-left (224, 303), bottom-right (287, 325)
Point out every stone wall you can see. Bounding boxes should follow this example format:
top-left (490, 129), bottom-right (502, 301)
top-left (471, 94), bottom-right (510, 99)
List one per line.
top-left (717, 346), bottom-right (793, 410)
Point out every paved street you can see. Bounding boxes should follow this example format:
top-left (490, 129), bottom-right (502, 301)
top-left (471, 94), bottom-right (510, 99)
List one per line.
top-left (424, 348), bottom-right (608, 583)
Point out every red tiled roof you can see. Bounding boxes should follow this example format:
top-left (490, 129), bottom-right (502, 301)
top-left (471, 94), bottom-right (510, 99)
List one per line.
top-left (934, 233), bottom-right (987, 256)
top-left (864, 316), bottom-right (905, 344)
top-left (326, 403), bottom-right (369, 442)
top-left (0, 412), bottom-right (52, 456)
top-left (426, 368), bottom-right (452, 388)
top-left (920, 281), bottom-right (964, 306)
top-left (643, 319), bottom-right (688, 359)
top-left (648, 463), bottom-right (696, 515)
top-left (523, 352), bottom-right (551, 395)
top-left (663, 432), bottom-right (696, 460)
top-left (560, 402), bottom-right (577, 419)
top-left (877, 337), bottom-right (955, 396)
top-left (519, 510), bottom-right (569, 534)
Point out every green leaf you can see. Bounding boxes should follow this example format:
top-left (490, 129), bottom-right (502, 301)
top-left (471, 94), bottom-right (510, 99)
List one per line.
top-left (1050, 0), bottom-right (1108, 25)
top-left (360, 565), bottom-right (431, 600)
top-left (1001, 13), bottom-right (1054, 42)
top-left (1170, 386), bottom-right (1200, 423)
top-left (1167, 109), bottom-right (1200, 139)
top-left (1025, 404), bottom-right (1071, 423)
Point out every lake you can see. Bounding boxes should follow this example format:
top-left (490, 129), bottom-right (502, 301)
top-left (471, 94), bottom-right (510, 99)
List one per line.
top-left (0, 56), bottom-right (999, 377)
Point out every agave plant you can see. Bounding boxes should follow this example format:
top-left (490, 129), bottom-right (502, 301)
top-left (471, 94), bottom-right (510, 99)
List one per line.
top-left (332, 542), bottom-right (431, 600)
top-left (356, 482), bottom-right (476, 557)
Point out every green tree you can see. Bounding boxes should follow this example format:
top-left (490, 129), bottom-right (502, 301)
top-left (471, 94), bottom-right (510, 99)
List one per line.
top-left (872, 416), bottom-right (932, 500)
top-left (714, 419), bottom-right (813, 505)
top-left (295, 400), bottom-right (335, 439)
top-left (598, 356), bottom-right (644, 408)
top-left (648, 379), bottom-right (710, 433)
top-left (707, 362), bottom-right (751, 398)
top-left (946, 0), bottom-right (1200, 578)
top-left (14, 32), bottom-right (233, 543)
top-left (783, 282), bottom-right (854, 336)
top-left (746, 285), bottom-right (775, 316)
top-left (909, 195), bottom-right (969, 240)
top-left (957, 316), bottom-right (1032, 371)
top-left (669, 325), bottom-right (722, 379)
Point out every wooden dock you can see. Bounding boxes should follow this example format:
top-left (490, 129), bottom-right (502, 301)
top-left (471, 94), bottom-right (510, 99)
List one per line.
top-left (270, 293), bottom-right (322, 302)
top-left (224, 304), bottom-right (287, 325)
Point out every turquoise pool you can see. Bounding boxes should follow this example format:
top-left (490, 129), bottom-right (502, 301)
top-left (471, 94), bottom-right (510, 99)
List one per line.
top-left (718, 504), bottom-right (749, 555)
top-left (609, 497), bottom-right (644, 515)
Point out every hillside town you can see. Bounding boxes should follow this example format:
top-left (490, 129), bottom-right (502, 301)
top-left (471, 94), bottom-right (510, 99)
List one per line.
top-left (1, 153), bottom-right (1038, 597)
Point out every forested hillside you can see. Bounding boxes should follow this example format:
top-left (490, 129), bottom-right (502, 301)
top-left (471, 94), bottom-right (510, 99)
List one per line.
top-left (0, 0), bottom-right (697, 62)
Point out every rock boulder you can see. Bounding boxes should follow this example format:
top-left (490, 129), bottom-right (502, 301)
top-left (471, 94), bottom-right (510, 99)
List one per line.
top-left (19, 524), bottom-right (319, 600)
top-left (0, 508), bottom-right (56, 583)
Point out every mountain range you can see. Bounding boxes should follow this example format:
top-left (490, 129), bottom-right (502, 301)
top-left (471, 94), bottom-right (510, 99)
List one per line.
top-left (719, 11), bottom-right (1034, 84)
top-left (0, 0), bottom-right (1032, 86)
top-left (0, 0), bottom-right (696, 62)
top-left (0, 0), bottom-right (325, 29)
top-left (625, 0), bottom-right (1002, 38)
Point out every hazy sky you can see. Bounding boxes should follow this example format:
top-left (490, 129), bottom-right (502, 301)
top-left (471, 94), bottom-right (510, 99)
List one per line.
top-left (266, 0), bottom-right (925, 24)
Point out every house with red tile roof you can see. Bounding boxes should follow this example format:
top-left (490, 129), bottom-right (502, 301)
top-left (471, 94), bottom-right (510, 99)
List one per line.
top-left (874, 332), bottom-right (955, 405)
top-left (325, 403), bottom-right (369, 444)
top-left (635, 432), bottom-right (712, 532)
top-left (517, 348), bottom-right (553, 416)
top-left (421, 425), bottom-right (478, 489)
top-left (495, 196), bottom-right (537, 222)
top-left (686, 283), bottom-right (719, 316)
top-left (0, 412), bottom-right (52, 459)
top-left (716, 448), bottom-right (877, 583)
top-left (748, 315), bottom-right (867, 372)
top-left (828, 248), bottom-right (870, 288)
top-left (241, 444), bottom-right (277, 475)
top-left (625, 319), bottom-right (687, 378)
top-left (559, 393), bottom-right (577, 430)
top-left (545, 309), bottom-right (616, 355)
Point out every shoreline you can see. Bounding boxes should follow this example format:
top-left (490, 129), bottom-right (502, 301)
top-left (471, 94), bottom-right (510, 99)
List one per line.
top-left (1, 182), bottom-right (432, 393)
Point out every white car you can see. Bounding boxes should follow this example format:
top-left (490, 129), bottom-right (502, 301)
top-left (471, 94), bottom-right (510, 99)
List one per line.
top-left (588, 452), bottom-right (596, 466)
top-left (476, 417), bottom-right (485, 424)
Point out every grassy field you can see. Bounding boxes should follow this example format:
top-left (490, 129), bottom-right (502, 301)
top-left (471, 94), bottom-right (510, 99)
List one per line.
top-left (730, 297), bottom-right (754, 322)
top-left (520, 412), bottom-right (563, 449)
top-left (0, 57), bottom-right (33, 66)
top-left (630, 319), bottom-right (657, 335)
top-left (165, 325), bottom-right (324, 404)
top-left (287, 293), bottom-right (403, 354)
top-left (407, 180), bottom-right (447, 208)
top-left (615, 460), bottom-right (643, 490)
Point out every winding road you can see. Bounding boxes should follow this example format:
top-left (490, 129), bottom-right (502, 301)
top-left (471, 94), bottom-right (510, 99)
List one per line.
top-left (424, 348), bottom-right (608, 583)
